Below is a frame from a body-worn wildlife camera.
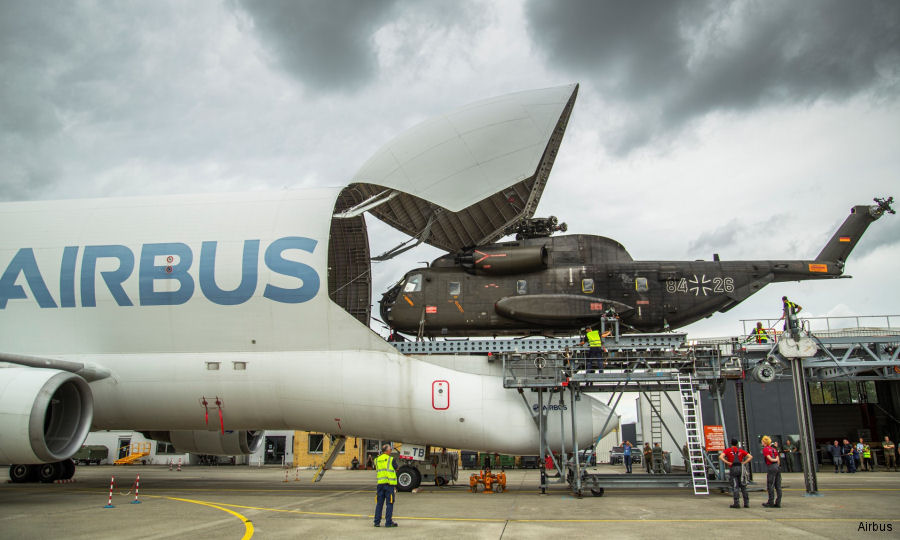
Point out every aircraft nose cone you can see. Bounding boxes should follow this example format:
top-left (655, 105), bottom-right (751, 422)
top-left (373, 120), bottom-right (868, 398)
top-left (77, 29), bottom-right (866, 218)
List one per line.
top-left (589, 396), bottom-right (618, 442)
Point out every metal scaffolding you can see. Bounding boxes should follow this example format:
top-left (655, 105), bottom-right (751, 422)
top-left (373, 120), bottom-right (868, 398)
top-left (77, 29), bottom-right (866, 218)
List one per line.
top-left (390, 318), bottom-right (900, 497)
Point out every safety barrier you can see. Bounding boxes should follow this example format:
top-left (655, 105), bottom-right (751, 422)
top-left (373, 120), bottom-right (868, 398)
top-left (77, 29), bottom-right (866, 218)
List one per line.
top-left (102, 474), bottom-right (141, 508)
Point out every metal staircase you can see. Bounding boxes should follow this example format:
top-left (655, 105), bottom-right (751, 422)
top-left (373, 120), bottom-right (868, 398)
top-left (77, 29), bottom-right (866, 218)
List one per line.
top-left (114, 442), bottom-right (151, 465)
top-left (678, 374), bottom-right (709, 495)
top-left (312, 435), bottom-right (347, 483)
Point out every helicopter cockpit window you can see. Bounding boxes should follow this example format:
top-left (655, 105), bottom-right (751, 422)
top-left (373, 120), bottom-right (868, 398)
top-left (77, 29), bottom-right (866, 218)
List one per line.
top-left (516, 280), bottom-right (527, 295)
top-left (404, 274), bottom-right (422, 293)
top-left (448, 282), bottom-right (461, 296)
top-left (635, 277), bottom-right (648, 292)
top-left (582, 278), bottom-right (594, 294)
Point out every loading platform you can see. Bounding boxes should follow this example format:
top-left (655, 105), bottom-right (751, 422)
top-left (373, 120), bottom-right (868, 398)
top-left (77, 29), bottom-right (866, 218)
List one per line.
top-left (389, 315), bottom-right (900, 497)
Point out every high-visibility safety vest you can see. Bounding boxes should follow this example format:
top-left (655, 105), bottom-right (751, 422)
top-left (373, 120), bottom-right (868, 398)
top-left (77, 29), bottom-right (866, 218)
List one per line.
top-left (783, 300), bottom-right (799, 314)
top-left (754, 328), bottom-right (769, 343)
top-left (375, 454), bottom-right (397, 485)
top-left (863, 445), bottom-right (871, 458)
top-left (586, 330), bottom-right (602, 347)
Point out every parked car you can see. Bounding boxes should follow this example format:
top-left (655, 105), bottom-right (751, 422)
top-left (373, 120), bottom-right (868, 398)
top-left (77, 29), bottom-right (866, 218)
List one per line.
top-left (609, 445), bottom-right (642, 465)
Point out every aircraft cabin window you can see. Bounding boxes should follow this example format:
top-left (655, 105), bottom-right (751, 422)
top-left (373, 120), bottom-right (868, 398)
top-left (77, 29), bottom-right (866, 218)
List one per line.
top-left (635, 277), bottom-right (648, 292)
top-left (403, 274), bottom-right (422, 293)
top-left (582, 278), bottom-right (594, 294)
top-left (448, 282), bottom-right (461, 296)
top-left (517, 280), bottom-right (527, 295)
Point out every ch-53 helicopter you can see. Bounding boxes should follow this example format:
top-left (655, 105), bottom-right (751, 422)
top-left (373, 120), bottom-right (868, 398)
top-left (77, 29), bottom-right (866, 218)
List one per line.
top-left (380, 197), bottom-right (894, 338)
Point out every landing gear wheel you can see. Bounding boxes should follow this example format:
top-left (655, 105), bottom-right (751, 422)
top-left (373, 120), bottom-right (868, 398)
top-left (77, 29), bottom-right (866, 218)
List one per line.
top-left (590, 488), bottom-right (605, 497)
top-left (435, 476), bottom-right (447, 487)
top-left (38, 462), bottom-right (63, 483)
top-left (61, 459), bottom-right (76, 480)
top-left (396, 466), bottom-right (421, 492)
top-left (492, 482), bottom-right (504, 493)
top-left (9, 464), bottom-right (37, 483)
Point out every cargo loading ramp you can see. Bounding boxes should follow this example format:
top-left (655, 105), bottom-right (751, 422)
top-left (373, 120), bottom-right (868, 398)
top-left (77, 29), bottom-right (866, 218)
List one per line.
top-left (337, 84), bottom-right (579, 257)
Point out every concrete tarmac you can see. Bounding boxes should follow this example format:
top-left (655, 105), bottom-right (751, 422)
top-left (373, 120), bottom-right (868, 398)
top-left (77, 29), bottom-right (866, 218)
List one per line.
top-left (1, 466), bottom-right (898, 539)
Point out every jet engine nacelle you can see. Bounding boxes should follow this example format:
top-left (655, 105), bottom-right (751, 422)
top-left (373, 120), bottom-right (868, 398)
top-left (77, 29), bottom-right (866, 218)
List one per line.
top-left (0, 367), bottom-right (93, 464)
top-left (149, 430), bottom-right (265, 455)
top-left (457, 245), bottom-right (547, 275)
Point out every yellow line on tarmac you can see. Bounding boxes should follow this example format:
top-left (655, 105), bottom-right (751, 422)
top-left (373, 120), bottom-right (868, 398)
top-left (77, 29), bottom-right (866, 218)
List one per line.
top-left (162, 496), bottom-right (254, 539)
top-left (163, 500), bottom-right (895, 525)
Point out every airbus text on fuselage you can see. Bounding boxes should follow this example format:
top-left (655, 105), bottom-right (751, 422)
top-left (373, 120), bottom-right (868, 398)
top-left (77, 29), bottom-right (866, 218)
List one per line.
top-left (0, 237), bottom-right (320, 309)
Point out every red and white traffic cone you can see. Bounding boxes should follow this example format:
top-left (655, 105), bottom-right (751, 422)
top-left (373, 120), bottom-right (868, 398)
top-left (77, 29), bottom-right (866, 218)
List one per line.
top-left (168, 459), bottom-right (173, 471)
top-left (177, 458), bottom-right (182, 472)
top-left (283, 468), bottom-right (289, 483)
top-left (294, 467), bottom-right (300, 481)
top-left (131, 474), bottom-right (141, 504)
top-left (103, 476), bottom-right (115, 508)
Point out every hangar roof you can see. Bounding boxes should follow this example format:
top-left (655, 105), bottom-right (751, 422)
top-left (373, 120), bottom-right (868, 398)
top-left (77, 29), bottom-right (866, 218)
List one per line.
top-left (339, 84), bottom-right (578, 253)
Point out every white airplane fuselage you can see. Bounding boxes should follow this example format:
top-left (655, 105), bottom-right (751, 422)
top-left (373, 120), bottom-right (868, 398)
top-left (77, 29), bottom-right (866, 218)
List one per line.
top-left (0, 189), bottom-right (612, 460)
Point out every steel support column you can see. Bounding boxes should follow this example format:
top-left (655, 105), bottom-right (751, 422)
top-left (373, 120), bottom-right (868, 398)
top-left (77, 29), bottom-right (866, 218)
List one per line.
top-left (538, 389), bottom-right (546, 494)
top-left (569, 385), bottom-right (582, 496)
top-left (790, 357), bottom-right (820, 495)
top-left (734, 380), bottom-right (752, 481)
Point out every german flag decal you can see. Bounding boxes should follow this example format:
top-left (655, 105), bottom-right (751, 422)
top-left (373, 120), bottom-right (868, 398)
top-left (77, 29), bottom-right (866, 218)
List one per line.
top-left (839, 236), bottom-right (851, 242)
top-left (809, 263), bottom-right (828, 273)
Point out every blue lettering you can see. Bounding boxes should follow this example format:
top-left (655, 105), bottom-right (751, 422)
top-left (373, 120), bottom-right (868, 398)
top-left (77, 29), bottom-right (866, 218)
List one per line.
top-left (263, 237), bottom-right (319, 304)
top-left (0, 248), bottom-right (57, 308)
top-left (139, 243), bottom-right (195, 306)
top-left (60, 246), bottom-right (78, 308)
top-left (81, 245), bottom-right (135, 307)
top-left (199, 240), bottom-right (259, 306)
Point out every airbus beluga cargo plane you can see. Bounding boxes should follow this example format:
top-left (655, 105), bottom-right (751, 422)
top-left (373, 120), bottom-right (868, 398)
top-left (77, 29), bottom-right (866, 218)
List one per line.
top-left (0, 84), bottom-right (616, 484)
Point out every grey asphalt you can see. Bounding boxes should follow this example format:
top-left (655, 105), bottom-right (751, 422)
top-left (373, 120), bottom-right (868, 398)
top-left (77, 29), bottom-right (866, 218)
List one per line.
top-left (1, 465), bottom-right (897, 539)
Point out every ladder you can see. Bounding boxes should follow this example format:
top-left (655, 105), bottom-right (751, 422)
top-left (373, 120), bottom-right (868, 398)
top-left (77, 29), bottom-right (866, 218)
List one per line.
top-left (678, 373), bottom-right (709, 495)
top-left (649, 391), bottom-right (663, 446)
top-left (312, 435), bottom-right (347, 483)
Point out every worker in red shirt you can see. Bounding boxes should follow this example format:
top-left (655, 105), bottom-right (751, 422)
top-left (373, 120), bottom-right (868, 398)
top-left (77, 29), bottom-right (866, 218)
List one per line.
top-left (761, 435), bottom-right (782, 508)
top-left (719, 438), bottom-right (753, 508)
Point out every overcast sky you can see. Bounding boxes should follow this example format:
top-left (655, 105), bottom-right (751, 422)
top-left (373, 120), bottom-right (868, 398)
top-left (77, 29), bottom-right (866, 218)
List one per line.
top-left (3, 0), bottom-right (899, 346)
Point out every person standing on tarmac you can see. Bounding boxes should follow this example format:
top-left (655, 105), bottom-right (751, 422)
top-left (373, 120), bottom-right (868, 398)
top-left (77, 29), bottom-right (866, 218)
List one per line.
top-left (883, 436), bottom-right (897, 471)
top-left (623, 441), bottom-right (633, 474)
top-left (761, 436), bottom-right (782, 508)
top-left (829, 440), bottom-right (842, 472)
top-left (782, 439), bottom-right (796, 472)
top-left (643, 443), bottom-right (652, 473)
top-left (720, 439), bottom-right (752, 508)
top-left (862, 441), bottom-right (873, 471)
top-left (373, 444), bottom-right (399, 528)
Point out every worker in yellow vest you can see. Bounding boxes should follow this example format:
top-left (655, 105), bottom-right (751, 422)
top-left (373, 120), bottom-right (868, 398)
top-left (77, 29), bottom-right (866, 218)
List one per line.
top-left (751, 322), bottom-right (769, 343)
top-left (782, 296), bottom-right (802, 336)
top-left (373, 444), bottom-right (399, 528)
top-left (581, 326), bottom-right (611, 373)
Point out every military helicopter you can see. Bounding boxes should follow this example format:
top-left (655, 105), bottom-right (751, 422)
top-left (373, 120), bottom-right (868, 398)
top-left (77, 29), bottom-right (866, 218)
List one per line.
top-left (380, 198), bottom-right (894, 338)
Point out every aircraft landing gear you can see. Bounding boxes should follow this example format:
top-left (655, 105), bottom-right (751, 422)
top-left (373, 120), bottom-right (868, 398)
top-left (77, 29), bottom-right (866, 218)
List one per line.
top-left (9, 459), bottom-right (76, 484)
top-left (9, 464), bottom-right (37, 483)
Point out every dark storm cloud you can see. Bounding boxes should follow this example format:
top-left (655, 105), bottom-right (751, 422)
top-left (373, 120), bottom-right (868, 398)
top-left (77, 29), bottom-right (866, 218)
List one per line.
top-left (525, 0), bottom-right (900, 153)
top-left (233, 0), bottom-right (399, 92)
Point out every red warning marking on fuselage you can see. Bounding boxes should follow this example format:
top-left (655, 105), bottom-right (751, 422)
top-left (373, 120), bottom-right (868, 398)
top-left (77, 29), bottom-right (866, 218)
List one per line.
top-left (474, 250), bottom-right (508, 264)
